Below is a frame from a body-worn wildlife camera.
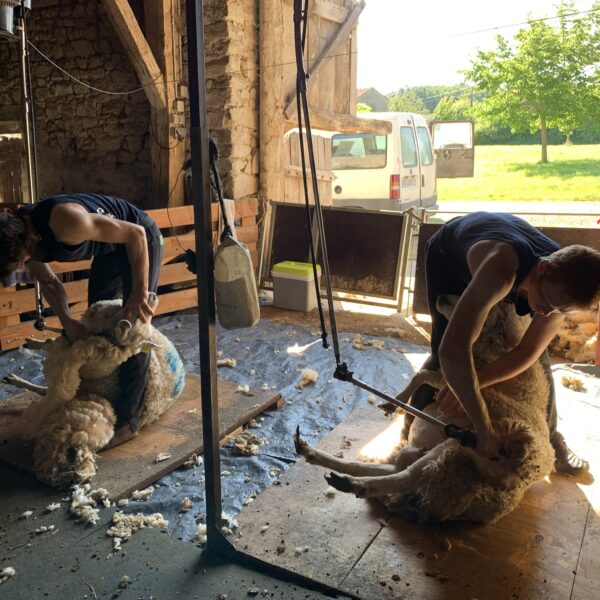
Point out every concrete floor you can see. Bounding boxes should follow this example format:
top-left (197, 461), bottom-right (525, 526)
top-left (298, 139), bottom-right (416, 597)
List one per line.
top-left (0, 464), bottom-right (350, 600)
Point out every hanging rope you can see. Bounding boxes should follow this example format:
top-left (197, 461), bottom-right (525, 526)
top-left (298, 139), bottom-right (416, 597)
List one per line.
top-left (291, 0), bottom-right (477, 448)
top-left (293, 0), bottom-right (346, 367)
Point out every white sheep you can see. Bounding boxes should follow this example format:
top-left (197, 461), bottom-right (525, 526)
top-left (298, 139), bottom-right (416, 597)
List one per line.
top-left (6, 298), bottom-right (185, 487)
top-left (295, 296), bottom-right (555, 523)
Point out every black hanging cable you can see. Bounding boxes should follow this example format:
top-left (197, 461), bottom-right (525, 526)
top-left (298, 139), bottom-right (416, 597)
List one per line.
top-left (291, 0), bottom-right (478, 448)
top-left (294, 0), bottom-right (346, 365)
top-left (184, 138), bottom-right (232, 275)
top-left (294, 3), bottom-right (329, 350)
top-left (208, 138), bottom-right (233, 242)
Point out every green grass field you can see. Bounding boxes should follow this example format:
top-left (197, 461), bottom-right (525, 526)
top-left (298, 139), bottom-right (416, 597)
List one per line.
top-left (436, 145), bottom-right (600, 202)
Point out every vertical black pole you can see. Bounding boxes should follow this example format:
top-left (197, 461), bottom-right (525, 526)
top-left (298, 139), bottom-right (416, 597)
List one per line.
top-left (185, 0), bottom-right (223, 549)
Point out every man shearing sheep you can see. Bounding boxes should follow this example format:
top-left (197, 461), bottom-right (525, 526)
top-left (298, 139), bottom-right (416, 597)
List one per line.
top-left (0, 193), bottom-right (163, 445)
top-left (406, 211), bottom-right (600, 474)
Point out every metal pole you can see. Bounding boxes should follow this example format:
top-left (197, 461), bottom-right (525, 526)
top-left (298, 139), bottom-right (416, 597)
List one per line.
top-left (16, 5), bottom-right (35, 203)
top-left (185, 0), bottom-right (225, 553)
top-left (15, 2), bottom-right (44, 329)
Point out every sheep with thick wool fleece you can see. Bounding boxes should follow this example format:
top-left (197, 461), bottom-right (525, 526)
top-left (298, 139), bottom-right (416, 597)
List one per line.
top-left (296, 296), bottom-right (555, 523)
top-left (11, 299), bottom-right (185, 487)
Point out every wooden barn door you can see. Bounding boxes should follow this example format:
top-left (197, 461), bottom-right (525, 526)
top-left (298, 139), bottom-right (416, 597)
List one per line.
top-left (258, 0), bottom-right (391, 278)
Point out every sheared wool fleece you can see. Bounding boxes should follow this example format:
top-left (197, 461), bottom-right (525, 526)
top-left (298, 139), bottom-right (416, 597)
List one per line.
top-left (18, 300), bottom-right (185, 487)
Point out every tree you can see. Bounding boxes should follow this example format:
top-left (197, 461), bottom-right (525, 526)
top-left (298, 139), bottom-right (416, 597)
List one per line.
top-left (387, 88), bottom-right (429, 115)
top-left (356, 102), bottom-right (372, 113)
top-left (432, 95), bottom-right (473, 120)
top-left (463, 1), bottom-right (600, 162)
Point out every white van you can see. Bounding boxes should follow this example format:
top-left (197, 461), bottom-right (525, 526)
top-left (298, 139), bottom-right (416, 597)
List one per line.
top-left (330, 112), bottom-right (437, 211)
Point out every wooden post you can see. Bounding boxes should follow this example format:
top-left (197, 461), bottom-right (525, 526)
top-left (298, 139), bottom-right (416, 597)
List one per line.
top-left (259, 0), bottom-right (286, 205)
top-left (102, 0), bottom-right (185, 209)
top-left (144, 0), bottom-right (187, 208)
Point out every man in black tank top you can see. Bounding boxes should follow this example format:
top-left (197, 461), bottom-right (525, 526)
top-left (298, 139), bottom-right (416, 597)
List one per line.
top-left (0, 194), bottom-right (164, 444)
top-left (408, 212), bottom-right (600, 474)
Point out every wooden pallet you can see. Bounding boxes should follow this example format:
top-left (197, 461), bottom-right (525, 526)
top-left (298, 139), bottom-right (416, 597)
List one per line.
top-left (0, 199), bottom-right (259, 350)
top-left (236, 395), bottom-right (600, 600)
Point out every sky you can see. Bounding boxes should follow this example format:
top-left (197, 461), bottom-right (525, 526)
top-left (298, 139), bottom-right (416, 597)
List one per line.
top-left (357, 0), bottom-right (597, 93)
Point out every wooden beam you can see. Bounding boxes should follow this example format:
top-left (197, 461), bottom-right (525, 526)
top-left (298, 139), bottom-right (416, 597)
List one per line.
top-left (284, 0), bottom-right (365, 118)
top-left (259, 0), bottom-right (287, 203)
top-left (287, 105), bottom-right (391, 135)
top-left (144, 0), bottom-right (186, 208)
top-left (100, 0), bottom-right (166, 110)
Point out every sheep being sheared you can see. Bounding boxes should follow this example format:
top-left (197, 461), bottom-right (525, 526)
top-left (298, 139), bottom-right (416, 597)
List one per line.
top-left (295, 296), bottom-right (555, 523)
top-left (5, 297), bottom-right (185, 487)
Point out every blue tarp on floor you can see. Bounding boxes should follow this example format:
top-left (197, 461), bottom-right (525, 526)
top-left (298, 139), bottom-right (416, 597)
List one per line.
top-left (0, 311), bottom-right (428, 542)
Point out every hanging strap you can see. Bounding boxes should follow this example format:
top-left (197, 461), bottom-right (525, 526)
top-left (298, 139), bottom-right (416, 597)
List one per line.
top-left (291, 0), bottom-right (477, 449)
top-left (294, 0), bottom-right (347, 364)
top-left (209, 138), bottom-right (233, 242)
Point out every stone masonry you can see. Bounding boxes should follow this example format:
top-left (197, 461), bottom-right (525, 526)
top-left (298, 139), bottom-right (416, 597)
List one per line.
top-left (0, 0), bottom-right (259, 207)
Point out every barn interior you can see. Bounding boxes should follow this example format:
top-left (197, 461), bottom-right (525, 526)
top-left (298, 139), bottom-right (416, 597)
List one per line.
top-left (0, 1), bottom-right (599, 599)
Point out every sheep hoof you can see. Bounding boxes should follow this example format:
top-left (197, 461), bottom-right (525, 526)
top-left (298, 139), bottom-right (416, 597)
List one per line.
top-left (103, 425), bottom-right (137, 450)
top-left (294, 425), bottom-right (310, 456)
top-left (325, 472), bottom-right (365, 497)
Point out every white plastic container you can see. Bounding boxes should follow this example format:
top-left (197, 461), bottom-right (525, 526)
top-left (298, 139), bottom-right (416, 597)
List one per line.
top-left (271, 261), bottom-right (321, 312)
top-left (214, 236), bottom-right (260, 329)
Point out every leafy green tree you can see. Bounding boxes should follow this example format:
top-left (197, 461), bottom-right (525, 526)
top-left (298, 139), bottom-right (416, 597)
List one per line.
top-left (432, 95), bottom-right (473, 120)
top-left (356, 102), bottom-right (372, 113)
top-left (387, 88), bottom-right (430, 115)
top-left (410, 85), bottom-right (466, 112)
top-left (463, 1), bottom-right (600, 162)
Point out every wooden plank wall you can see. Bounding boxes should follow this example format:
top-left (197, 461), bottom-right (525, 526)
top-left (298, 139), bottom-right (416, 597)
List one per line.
top-left (0, 199), bottom-right (259, 350)
top-left (283, 130), bottom-right (333, 205)
top-left (260, 0), bottom-right (358, 205)
top-left (0, 138), bottom-right (23, 204)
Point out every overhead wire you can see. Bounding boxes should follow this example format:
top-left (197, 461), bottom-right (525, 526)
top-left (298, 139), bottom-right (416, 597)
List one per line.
top-left (434, 7), bottom-right (600, 40)
top-left (27, 40), bottom-right (163, 95)
top-left (23, 6), bottom-right (600, 96)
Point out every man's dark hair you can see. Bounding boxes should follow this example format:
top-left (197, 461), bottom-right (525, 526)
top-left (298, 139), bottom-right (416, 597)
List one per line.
top-left (0, 212), bottom-right (27, 278)
top-left (546, 245), bottom-right (600, 308)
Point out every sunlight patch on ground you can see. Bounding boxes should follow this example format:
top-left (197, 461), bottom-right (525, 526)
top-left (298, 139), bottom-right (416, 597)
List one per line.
top-left (553, 366), bottom-right (600, 511)
top-left (359, 414), bottom-right (405, 461)
top-left (338, 300), bottom-right (396, 316)
top-left (286, 339), bottom-right (321, 355)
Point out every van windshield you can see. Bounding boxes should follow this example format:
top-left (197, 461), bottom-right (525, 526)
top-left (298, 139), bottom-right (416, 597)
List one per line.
top-left (331, 133), bottom-right (387, 170)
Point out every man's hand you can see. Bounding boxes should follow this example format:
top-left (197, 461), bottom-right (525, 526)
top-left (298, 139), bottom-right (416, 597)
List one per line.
top-left (437, 386), bottom-right (466, 420)
top-left (122, 292), bottom-right (155, 323)
top-left (63, 317), bottom-right (89, 342)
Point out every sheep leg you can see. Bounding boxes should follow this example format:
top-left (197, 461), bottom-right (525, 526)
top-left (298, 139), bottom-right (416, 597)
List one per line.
top-left (3, 373), bottom-right (47, 396)
top-left (393, 444), bottom-right (428, 470)
top-left (395, 369), bottom-right (444, 404)
top-left (379, 369), bottom-right (444, 415)
top-left (326, 441), bottom-right (451, 498)
top-left (295, 426), bottom-right (397, 476)
top-left (24, 337), bottom-right (53, 351)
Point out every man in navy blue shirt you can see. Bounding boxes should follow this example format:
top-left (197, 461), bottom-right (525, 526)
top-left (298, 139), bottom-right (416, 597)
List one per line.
top-left (0, 194), bottom-right (163, 446)
top-left (408, 212), bottom-right (600, 474)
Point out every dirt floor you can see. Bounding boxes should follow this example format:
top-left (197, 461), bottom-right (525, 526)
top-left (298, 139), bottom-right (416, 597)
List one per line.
top-left (261, 303), bottom-right (431, 346)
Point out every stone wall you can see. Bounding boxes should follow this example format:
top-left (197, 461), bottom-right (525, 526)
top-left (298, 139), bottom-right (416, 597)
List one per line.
top-left (0, 0), bottom-right (260, 207)
top-left (202, 0), bottom-right (259, 200)
top-left (0, 0), bottom-right (151, 206)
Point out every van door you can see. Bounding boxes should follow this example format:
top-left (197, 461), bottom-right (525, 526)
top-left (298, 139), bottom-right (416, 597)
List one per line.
top-left (398, 124), bottom-right (420, 208)
top-left (430, 120), bottom-right (475, 178)
top-left (414, 122), bottom-right (437, 208)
